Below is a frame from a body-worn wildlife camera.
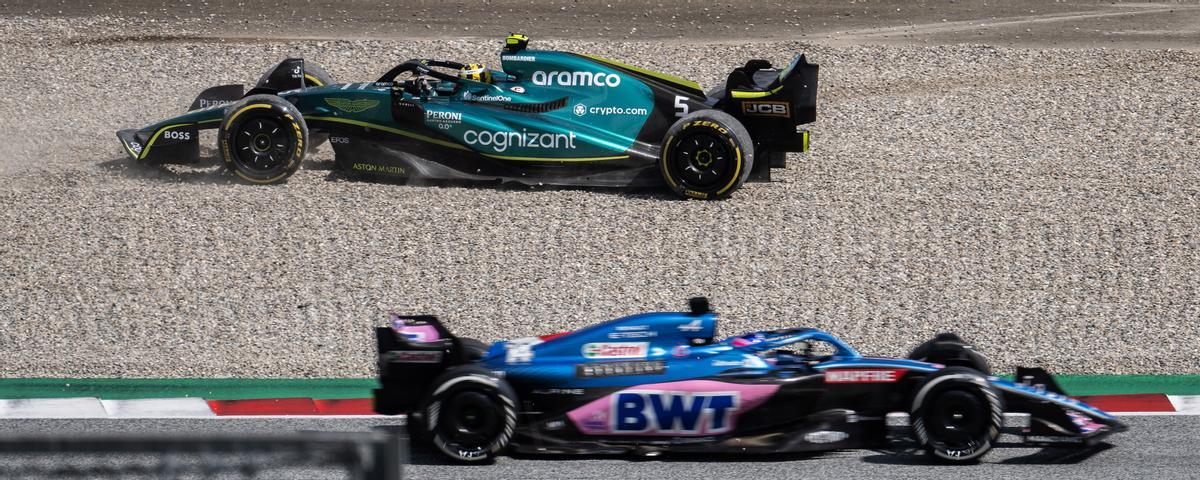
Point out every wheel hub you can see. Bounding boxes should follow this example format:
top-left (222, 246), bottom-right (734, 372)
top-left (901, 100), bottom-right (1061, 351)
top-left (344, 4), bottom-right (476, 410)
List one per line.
top-left (252, 133), bottom-right (272, 153)
top-left (442, 391), bottom-right (501, 448)
top-left (930, 389), bottom-right (988, 448)
top-left (234, 118), bottom-right (291, 172)
top-left (674, 133), bottom-right (730, 188)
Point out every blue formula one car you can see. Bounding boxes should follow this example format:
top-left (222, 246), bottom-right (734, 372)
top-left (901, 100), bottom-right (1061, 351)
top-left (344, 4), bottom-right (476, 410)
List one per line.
top-left (373, 298), bottom-right (1126, 463)
top-left (117, 35), bottom-right (818, 199)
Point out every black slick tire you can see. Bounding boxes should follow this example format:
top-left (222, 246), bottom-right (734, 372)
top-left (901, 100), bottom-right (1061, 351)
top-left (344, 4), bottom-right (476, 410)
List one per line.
top-left (910, 366), bottom-right (1003, 463)
top-left (659, 109), bottom-right (754, 200)
top-left (219, 94), bottom-right (308, 184)
top-left (420, 365), bottom-right (517, 463)
top-left (908, 333), bottom-right (991, 375)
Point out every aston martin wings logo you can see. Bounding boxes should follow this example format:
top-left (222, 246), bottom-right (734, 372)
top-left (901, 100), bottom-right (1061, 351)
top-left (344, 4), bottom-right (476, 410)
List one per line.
top-left (324, 98), bottom-right (380, 113)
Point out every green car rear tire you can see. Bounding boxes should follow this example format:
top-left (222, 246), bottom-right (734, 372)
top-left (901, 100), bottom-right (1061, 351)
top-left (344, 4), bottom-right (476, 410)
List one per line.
top-left (659, 110), bottom-right (754, 200)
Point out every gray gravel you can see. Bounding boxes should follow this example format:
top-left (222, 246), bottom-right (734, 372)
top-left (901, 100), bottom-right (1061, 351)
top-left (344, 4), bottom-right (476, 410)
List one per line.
top-left (0, 16), bottom-right (1198, 377)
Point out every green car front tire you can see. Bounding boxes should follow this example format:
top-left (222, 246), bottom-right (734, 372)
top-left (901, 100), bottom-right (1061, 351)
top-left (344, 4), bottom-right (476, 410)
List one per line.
top-left (659, 110), bottom-right (754, 200)
top-left (219, 94), bottom-right (308, 184)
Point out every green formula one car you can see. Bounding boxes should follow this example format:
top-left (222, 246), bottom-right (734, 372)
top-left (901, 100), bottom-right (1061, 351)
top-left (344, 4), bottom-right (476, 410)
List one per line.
top-left (117, 35), bottom-right (819, 199)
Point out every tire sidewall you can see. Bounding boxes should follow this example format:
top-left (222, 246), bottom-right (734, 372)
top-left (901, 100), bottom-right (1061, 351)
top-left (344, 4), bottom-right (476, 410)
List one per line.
top-left (219, 95), bottom-right (307, 184)
top-left (299, 63), bottom-right (333, 151)
top-left (908, 336), bottom-right (991, 375)
top-left (911, 367), bottom-right (1003, 462)
top-left (423, 366), bottom-right (517, 463)
top-left (660, 110), bottom-right (754, 200)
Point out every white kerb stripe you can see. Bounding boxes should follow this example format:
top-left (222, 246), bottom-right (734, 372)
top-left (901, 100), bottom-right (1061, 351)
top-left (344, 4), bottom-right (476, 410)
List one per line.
top-left (1168, 395), bottom-right (1200, 414)
top-left (0, 398), bottom-right (108, 418)
top-left (102, 398), bottom-right (216, 418)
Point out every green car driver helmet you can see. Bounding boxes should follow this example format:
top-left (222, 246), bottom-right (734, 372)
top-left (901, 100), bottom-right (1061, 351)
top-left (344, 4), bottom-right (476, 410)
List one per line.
top-left (459, 64), bottom-right (492, 84)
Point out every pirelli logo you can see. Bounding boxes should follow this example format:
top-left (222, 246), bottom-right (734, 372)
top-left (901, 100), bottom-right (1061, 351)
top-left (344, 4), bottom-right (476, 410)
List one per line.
top-left (741, 101), bottom-right (790, 118)
top-left (576, 360), bottom-right (666, 378)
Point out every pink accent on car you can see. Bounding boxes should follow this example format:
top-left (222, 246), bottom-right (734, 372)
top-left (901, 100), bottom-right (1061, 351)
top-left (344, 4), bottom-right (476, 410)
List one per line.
top-left (566, 380), bottom-right (780, 436)
top-left (389, 314), bottom-right (440, 343)
top-left (1067, 410), bottom-right (1105, 435)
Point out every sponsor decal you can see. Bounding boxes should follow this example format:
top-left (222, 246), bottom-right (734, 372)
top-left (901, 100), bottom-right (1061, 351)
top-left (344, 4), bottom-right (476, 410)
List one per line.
top-left (324, 98), bottom-right (380, 113)
top-left (608, 325), bottom-right (657, 339)
top-left (566, 380), bottom-right (780, 437)
top-left (545, 420), bottom-right (566, 430)
top-left (531, 70), bottom-right (621, 88)
top-left (384, 350), bottom-right (443, 363)
top-left (462, 92), bottom-right (512, 102)
top-left (711, 356), bottom-right (769, 369)
top-left (608, 331), bottom-right (655, 339)
top-left (510, 86), bottom-right (526, 93)
top-left (823, 368), bottom-right (906, 384)
top-left (425, 110), bottom-right (463, 124)
top-left (505, 337), bottom-right (543, 364)
top-left (464, 129), bottom-right (577, 153)
top-left (501, 55), bottom-right (536, 62)
top-left (577, 360), bottom-right (666, 378)
top-left (572, 103), bottom-right (650, 117)
top-left (741, 101), bottom-right (790, 117)
top-left (162, 130), bottom-right (192, 141)
top-left (685, 120), bottom-right (728, 135)
top-left (803, 430), bottom-right (849, 444)
top-left (678, 319), bottom-right (704, 332)
top-left (532, 388), bottom-right (586, 395)
top-left (581, 342), bottom-right (649, 359)
top-left (613, 391), bottom-right (738, 434)
top-left (671, 345), bottom-right (691, 358)
top-left (352, 163), bottom-right (406, 175)
top-left (196, 98), bottom-right (235, 110)
top-left (329, 136), bottom-right (351, 145)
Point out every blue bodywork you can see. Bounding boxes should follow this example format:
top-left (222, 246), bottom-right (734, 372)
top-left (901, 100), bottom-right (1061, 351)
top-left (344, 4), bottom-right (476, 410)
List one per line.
top-left (376, 303), bottom-right (1127, 458)
top-left (470, 311), bottom-right (1117, 422)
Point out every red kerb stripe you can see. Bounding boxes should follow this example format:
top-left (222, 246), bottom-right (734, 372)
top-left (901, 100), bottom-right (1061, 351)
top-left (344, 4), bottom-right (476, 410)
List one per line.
top-left (314, 398), bottom-right (376, 415)
top-left (208, 398), bottom-right (319, 415)
top-left (1073, 393), bottom-right (1175, 412)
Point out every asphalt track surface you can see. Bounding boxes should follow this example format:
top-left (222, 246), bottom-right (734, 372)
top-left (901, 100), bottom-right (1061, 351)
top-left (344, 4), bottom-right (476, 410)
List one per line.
top-left (0, 416), bottom-right (1193, 479)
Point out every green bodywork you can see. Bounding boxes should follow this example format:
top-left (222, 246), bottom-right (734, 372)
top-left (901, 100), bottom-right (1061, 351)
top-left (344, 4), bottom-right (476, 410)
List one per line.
top-left (119, 44), bottom-right (816, 187)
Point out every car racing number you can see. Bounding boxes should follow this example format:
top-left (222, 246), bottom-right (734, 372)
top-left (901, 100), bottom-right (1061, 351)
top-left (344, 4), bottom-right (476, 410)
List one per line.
top-left (674, 95), bottom-right (689, 118)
